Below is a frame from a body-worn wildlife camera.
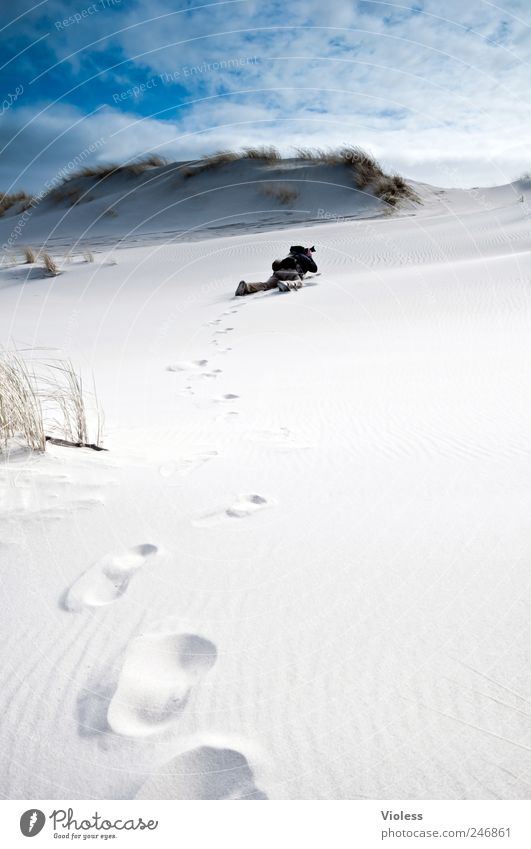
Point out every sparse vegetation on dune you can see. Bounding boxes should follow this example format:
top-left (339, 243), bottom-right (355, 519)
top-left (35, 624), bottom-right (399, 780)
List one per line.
top-left (47, 154), bottom-right (168, 203)
top-left (0, 350), bottom-right (104, 453)
top-left (242, 146), bottom-right (281, 161)
top-left (177, 144), bottom-right (418, 206)
top-left (42, 252), bottom-right (60, 276)
top-left (183, 147), bottom-right (281, 178)
top-left (0, 353), bottom-right (46, 452)
top-left (182, 150), bottom-right (240, 177)
top-left (0, 191), bottom-right (34, 216)
top-left (23, 246), bottom-right (37, 264)
top-left (373, 173), bottom-right (421, 207)
top-left (260, 182), bottom-right (299, 205)
top-left (64, 153), bottom-right (168, 182)
top-left (48, 184), bottom-right (83, 206)
top-left (39, 145), bottom-right (417, 210)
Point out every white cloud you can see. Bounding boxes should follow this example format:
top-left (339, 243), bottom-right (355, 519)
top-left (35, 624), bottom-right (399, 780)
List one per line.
top-left (3, 0), bottom-right (531, 188)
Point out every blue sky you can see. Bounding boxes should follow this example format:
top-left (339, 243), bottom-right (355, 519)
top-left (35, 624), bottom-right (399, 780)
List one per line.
top-left (1, 0), bottom-right (530, 191)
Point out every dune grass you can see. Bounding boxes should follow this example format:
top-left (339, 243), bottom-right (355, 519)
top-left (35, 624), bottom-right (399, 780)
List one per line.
top-left (242, 146), bottom-right (281, 161)
top-left (178, 144), bottom-right (418, 205)
top-left (183, 147), bottom-right (282, 178)
top-left (0, 351), bottom-right (104, 453)
top-left (49, 184), bottom-right (83, 206)
top-left (42, 145), bottom-right (418, 208)
top-left (65, 153), bottom-right (168, 182)
top-left (0, 191), bottom-right (34, 216)
top-left (0, 353), bottom-right (46, 452)
top-left (47, 154), bottom-right (168, 203)
top-left (42, 252), bottom-right (60, 276)
top-left (23, 246), bottom-right (37, 264)
top-left (260, 183), bottom-right (299, 205)
top-left (182, 150), bottom-right (240, 178)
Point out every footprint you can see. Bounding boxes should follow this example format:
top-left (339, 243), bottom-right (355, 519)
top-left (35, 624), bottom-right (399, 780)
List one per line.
top-left (215, 327), bottom-right (234, 335)
top-left (135, 744), bottom-right (267, 799)
top-left (193, 494), bottom-right (272, 527)
top-left (245, 427), bottom-right (313, 452)
top-left (215, 393), bottom-right (239, 403)
top-left (166, 360), bottom-right (208, 373)
top-left (64, 544), bottom-right (158, 611)
top-left (159, 450), bottom-right (218, 478)
top-left (226, 494), bottom-right (269, 518)
top-left (216, 410), bottom-right (239, 422)
top-left (201, 369), bottom-right (223, 379)
top-left (107, 633), bottom-right (217, 737)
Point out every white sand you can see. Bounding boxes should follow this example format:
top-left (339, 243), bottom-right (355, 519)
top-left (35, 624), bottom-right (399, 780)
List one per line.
top-left (1, 168), bottom-right (531, 799)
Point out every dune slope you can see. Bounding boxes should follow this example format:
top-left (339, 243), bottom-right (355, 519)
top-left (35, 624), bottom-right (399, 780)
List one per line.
top-left (1, 175), bottom-right (531, 799)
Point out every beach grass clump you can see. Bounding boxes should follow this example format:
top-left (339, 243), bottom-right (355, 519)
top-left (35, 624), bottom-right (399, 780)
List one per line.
top-left (48, 155), bottom-right (168, 202)
top-left (0, 191), bottom-right (34, 216)
top-left (0, 351), bottom-right (104, 453)
top-left (42, 252), bottom-right (60, 276)
top-left (23, 246), bottom-right (37, 264)
top-left (242, 146), bottom-right (281, 161)
top-left (260, 182), bottom-right (299, 205)
top-left (0, 353), bottom-right (46, 452)
top-left (182, 150), bottom-right (240, 178)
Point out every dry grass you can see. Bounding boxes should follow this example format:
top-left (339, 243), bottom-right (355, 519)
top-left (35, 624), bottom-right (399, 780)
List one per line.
top-left (42, 252), bottom-right (60, 276)
top-left (47, 155), bottom-right (168, 203)
top-left (242, 146), bottom-right (280, 161)
top-left (260, 183), bottom-right (299, 206)
top-left (0, 351), bottom-right (104, 452)
top-left (0, 352), bottom-right (46, 452)
top-left (292, 146), bottom-right (418, 205)
top-left (23, 246), bottom-right (37, 264)
top-left (183, 147), bottom-right (279, 178)
top-left (373, 174), bottom-right (420, 207)
top-left (43, 361), bottom-right (88, 445)
top-left (182, 150), bottom-right (240, 178)
top-left (42, 145), bottom-right (418, 210)
top-left (50, 184), bottom-right (83, 206)
top-left (0, 191), bottom-right (34, 217)
top-left (68, 153), bottom-right (168, 181)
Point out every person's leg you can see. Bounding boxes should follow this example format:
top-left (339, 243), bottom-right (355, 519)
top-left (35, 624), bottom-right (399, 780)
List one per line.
top-left (243, 275), bottom-right (279, 294)
top-left (275, 269), bottom-right (303, 290)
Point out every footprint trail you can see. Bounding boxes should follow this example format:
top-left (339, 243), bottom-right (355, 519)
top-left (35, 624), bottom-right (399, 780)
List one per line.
top-left (107, 632), bottom-right (217, 737)
top-left (64, 544), bottom-right (158, 612)
top-left (135, 744), bottom-right (267, 799)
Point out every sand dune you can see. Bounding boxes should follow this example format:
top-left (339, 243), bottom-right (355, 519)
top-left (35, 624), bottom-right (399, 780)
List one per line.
top-left (1, 167), bottom-right (530, 798)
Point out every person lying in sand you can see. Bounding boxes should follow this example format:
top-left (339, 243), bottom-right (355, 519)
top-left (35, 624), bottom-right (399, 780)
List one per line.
top-left (235, 245), bottom-right (317, 296)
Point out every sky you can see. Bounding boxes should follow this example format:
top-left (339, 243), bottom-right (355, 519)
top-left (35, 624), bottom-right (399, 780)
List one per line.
top-left (1, 0), bottom-right (530, 192)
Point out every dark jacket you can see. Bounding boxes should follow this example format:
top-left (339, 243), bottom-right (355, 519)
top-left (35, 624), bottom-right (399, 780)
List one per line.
top-left (272, 248), bottom-right (317, 276)
top-left (291, 251), bottom-right (317, 275)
